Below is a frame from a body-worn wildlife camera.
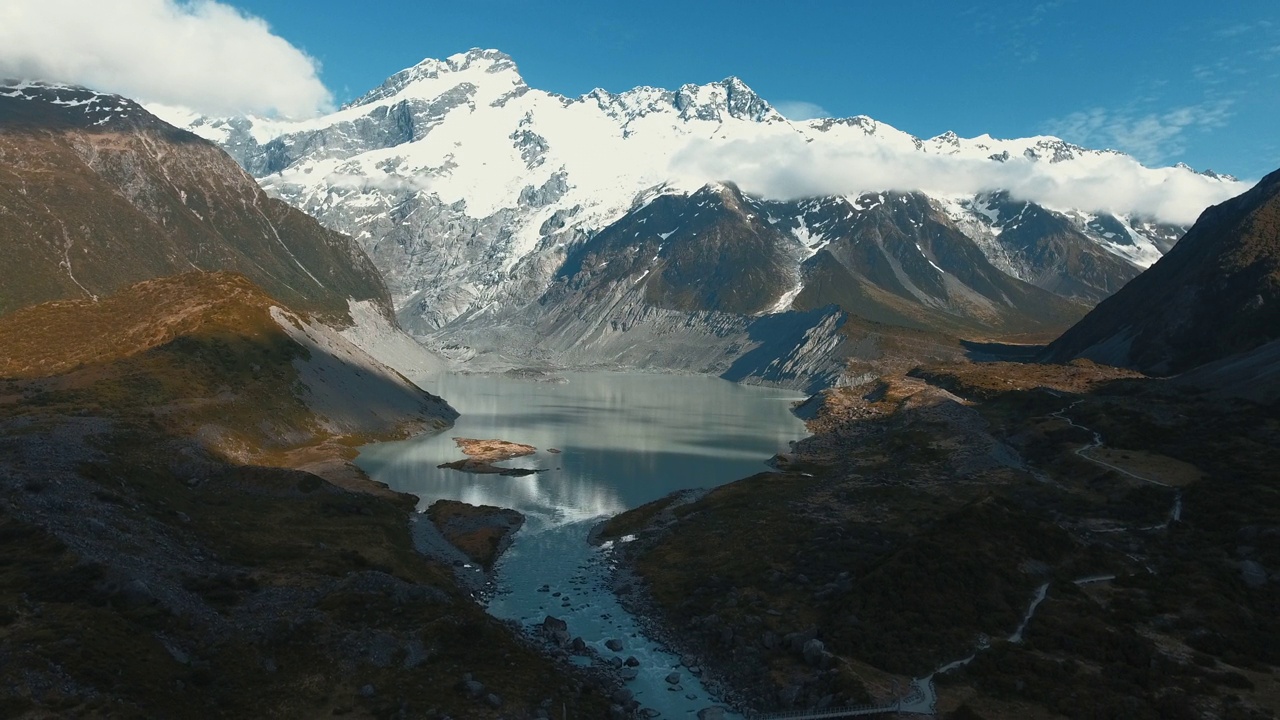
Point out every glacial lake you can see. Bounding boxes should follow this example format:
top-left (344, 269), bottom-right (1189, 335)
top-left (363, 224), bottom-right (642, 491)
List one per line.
top-left (356, 371), bottom-right (809, 717)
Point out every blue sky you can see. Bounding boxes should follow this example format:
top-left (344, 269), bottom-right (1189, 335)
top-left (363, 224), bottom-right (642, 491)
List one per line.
top-left (1, 1), bottom-right (1274, 179)
top-left (220, 0), bottom-right (1279, 180)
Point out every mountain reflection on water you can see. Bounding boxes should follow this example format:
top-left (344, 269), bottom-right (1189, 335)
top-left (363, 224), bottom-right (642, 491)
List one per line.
top-left (357, 371), bottom-right (808, 716)
top-left (358, 371), bottom-right (807, 522)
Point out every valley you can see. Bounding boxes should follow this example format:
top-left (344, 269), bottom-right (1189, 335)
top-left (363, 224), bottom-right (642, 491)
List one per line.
top-left (2, 33), bottom-right (1278, 720)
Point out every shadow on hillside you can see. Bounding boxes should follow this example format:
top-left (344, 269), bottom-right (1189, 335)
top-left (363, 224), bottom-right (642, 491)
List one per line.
top-left (960, 339), bottom-right (1047, 363)
top-left (720, 305), bottom-right (845, 393)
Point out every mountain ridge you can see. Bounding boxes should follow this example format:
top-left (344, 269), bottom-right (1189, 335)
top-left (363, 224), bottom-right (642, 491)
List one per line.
top-left (0, 81), bottom-right (393, 324)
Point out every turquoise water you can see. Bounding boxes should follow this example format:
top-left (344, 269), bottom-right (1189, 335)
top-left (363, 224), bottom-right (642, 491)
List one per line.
top-left (357, 371), bottom-right (808, 717)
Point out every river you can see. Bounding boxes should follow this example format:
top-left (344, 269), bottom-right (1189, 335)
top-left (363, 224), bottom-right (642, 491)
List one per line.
top-left (356, 371), bottom-right (809, 717)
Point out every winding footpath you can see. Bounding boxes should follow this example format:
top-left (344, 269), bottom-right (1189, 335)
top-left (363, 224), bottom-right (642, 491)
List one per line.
top-left (1051, 400), bottom-right (1183, 528)
top-left (1050, 402), bottom-right (1171, 487)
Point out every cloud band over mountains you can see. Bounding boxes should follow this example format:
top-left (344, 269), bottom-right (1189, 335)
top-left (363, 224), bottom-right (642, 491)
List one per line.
top-left (0, 0), bottom-right (332, 117)
top-left (0, 2), bottom-right (1249, 226)
top-left (671, 133), bottom-right (1247, 226)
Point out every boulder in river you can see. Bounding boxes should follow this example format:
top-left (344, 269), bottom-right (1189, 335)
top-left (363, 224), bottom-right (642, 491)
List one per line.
top-left (540, 616), bottom-right (570, 646)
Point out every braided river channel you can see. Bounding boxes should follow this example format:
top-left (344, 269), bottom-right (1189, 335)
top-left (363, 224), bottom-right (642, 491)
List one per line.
top-left (357, 371), bottom-right (808, 718)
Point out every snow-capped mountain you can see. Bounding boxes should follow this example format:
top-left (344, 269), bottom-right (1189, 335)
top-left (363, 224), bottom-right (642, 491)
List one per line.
top-left (153, 48), bottom-right (1247, 383)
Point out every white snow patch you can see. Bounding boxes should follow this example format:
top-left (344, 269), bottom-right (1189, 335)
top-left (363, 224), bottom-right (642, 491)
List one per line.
top-left (790, 216), bottom-right (828, 258)
top-left (767, 278), bottom-right (806, 314)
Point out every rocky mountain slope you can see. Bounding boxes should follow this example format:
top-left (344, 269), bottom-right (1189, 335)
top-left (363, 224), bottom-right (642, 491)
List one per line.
top-left (158, 49), bottom-right (1243, 383)
top-left (1046, 167), bottom-right (1280, 374)
top-left (0, 82), bottom-right (388, 324)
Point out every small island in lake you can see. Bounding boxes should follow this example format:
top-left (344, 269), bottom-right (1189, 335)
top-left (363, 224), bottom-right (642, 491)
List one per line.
top-left (437, 437), bottom-right (546, 476)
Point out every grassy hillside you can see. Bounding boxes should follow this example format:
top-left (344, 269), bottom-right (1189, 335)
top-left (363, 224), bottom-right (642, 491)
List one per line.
top-left (0, 272), bottom-right (613, 718)
top-left (603, 361), bottom-right (1280, 719)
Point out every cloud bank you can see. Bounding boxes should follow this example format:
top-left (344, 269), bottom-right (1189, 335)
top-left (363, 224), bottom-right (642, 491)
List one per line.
top-left (0, 0), bottom-right (333, 117)
top-left (670, 133), bottom-right (1248, 226)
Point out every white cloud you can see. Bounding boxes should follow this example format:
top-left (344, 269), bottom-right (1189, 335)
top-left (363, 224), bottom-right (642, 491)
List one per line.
top-left (1044, 101), bottom-right (1233, 165)
top-left (669, 132), bottom-right (1248, 226)
top-left (1215, 20), bottom-right (1273, 38)
top-left (0, 0), bottom-right (333, 117)
top-left (773, 100), bottom-right (832, 121)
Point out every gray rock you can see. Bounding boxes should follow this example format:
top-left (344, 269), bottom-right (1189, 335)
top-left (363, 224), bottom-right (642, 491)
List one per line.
top-left (120, 579), bottom-right (157, 608)
top-left (718, 626), bottom-right (734, 645)
top-left (403, 637), bottom-right (429, 669)
top-left (485, 693), bottom-right (502, 708)
top-left (462, 680), bottom-right (485, 698)
top-left (785, 626), bottom-right (818, 653)
top-left (605, 638), bottom-right (624, 652)
top-left (359, 684), bottom-right (376, 698)
top-left (761, 630), bottom-right (778, 649)
top-left (541, 616), bottom-right (571, 645)
top-left (665, 672), bottom-right (681, 685)
top-left (1241, 560), bottom-right (1269, 588)
top-left (165, 644), bottom-right (191, 666)
top-left (803, 638), bottom-right (826, 666)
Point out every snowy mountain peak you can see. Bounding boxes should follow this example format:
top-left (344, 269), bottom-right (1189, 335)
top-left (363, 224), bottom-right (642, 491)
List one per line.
top-left (346, 47), bottom-right (525, 109)
top-left (673, 76), bottom-right (779, 122)
top-left (1176, 162), bottom-right (1239, 183)
top-left (931, 130), bottom-right (961, 146)
top-left (446, 48), bottom-right (519, 72)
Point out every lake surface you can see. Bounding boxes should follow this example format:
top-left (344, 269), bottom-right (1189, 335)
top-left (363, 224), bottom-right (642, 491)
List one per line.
top-left (357, 371), bottom-right (809, 717)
